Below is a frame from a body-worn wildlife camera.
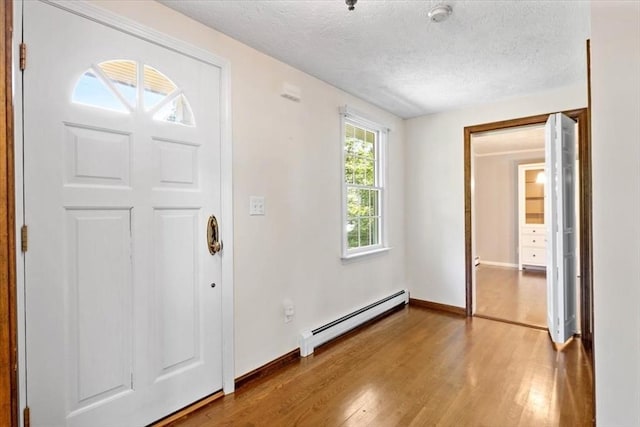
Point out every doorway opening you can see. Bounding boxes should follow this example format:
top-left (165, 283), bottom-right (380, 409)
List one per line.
top-left (464, 109), bottom-right (593, 352)
top-left (472, 124), bottom-right (549, 329)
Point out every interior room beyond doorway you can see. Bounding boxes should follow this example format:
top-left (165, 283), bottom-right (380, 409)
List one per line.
top-left (472, 124), bottom-right (550, 328)
top-left (475, 265), bottom-right (547, 328)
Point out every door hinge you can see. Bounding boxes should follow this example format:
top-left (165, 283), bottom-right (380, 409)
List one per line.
top-left (23, 406), bottom-right (30, 427)
top-left (21, 225), bottom-right (28, 252)
top-left (19, 43), bottom-right (27, 71)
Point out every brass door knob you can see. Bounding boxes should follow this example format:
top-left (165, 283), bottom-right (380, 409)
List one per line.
top-left (207, 215), bottom-right (223, 255)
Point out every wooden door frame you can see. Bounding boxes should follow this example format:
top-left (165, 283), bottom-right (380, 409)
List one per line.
top-left (463, 107), bottom-right (593, 351)
top-left (1, 0), bottom-right (18, 425)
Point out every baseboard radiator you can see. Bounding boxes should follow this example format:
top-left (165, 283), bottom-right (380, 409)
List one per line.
top-left (299, 289), bottom-right (409, 357)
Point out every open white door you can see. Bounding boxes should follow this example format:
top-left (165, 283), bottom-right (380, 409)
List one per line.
top-left (22, 2), bottom-right (226, 425)
top-left (545, 113), bottom-right (577, 344)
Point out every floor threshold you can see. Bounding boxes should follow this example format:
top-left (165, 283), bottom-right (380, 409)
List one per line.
top-left (473, 313), bottom-right (548, 331)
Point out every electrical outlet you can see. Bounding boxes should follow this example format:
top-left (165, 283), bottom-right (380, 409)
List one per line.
top-left (249, 196), bottom-right (265, 216)
top-left (283, 299), bottom-right (295, 323)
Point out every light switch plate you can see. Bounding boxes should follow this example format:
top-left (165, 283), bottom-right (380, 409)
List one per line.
top-left (249, 196), bottom-right (265, 215)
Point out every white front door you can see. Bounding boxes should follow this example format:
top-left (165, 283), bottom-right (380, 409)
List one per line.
top-left (23, 2), bottom-right (224, 425)
top-left (545, 112), bottom-right (577, 344)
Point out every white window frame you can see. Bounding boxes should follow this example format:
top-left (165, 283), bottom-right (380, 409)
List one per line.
top-left (340, 106), bottom-right (390, 259)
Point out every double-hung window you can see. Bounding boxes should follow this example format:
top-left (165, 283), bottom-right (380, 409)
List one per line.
top-left (341, 108), bottom-right (388, 258)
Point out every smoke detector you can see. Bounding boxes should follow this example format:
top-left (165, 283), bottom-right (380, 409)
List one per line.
top-left (428, 4), bottom-right (452, 23)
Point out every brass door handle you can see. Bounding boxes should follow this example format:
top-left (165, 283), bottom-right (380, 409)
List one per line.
top-left (207, 215), bottom-right (223, 255)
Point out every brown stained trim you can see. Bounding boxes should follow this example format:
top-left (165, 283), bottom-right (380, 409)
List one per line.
top-left (463, 108), bottom-right (593, 352)
top-left (464, 127), bottom-right (472, 316)
top-left (586, 38), bottom-right (596, 425)
top-left (1, 0), bottom-right (17, 425)
top-left (409, 298), bottom-right (466, 317)
top-left (584, 39), bottom-right (594, 353)
top-left (474, 314), bottom-right (548, 331)
top-left (151, 391), bottom-right (225, 427)
top-left (235, 348), bottom-right (301, 390)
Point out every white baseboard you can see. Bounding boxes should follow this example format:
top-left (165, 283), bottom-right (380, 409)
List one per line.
top-left (479, 260), bottom-right (518, 268)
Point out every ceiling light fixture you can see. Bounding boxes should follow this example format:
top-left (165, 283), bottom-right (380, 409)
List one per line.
top-left (345, 0), bottom-right (357, 11)
top-left (427, 4), bottom-right (452, 23)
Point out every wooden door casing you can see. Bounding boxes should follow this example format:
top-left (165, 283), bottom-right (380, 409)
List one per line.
top-left (0, 0), bottom-right (18, 425)
top-left (463, 108), bottom-right (593, 351)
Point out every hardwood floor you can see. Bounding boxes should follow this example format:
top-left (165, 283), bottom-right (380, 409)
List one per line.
top-left (475, 265), bottom-right (547, 328)
top-left (171, 306), bottom-right (593, 427)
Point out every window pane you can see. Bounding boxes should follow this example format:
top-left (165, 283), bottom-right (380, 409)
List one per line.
top-left (359, 217), bottom-right (371, 247)
top-left (345, 136), bottom-right (354, 154)
top-left (370, 189), bottom-right (379, 216)
top-left (344, 154), bottom-right (355, 184)
top-left (98, 60), bottom-right (137, 108)
top-left (358, 189), bottom-right (371, 216)
top-left (144, 65), bottom-right (177, 110)
top-left (350, 157), bottom-right (375, 186)
top-left (348, 187), bottom-right (372, 218)
top-left (363, 140), bottom-right (375, 160)
top-left (153, 94), bottom-right (195, 126)
top-left (370, 217), bottom-right (379, 246)
top-left (351, 129), bottom-right (366, 156)
top-left (72, 69), bottom-right (129, 113)
top-left (366, 131), bottom-right (375, 144)
top-left (346, 123), bottom-right (355, 138)
top-left (347, 219), bottom-right (358, 249)
top-left (363, 159), bottom-right (375, 186)
top-left (353, 157), bottom-right (366, 185)
top-left (347, 187), bottom-right (362, 218)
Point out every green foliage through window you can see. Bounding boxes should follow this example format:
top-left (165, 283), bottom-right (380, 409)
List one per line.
top-left (344, 122), bottom-right (381, 250)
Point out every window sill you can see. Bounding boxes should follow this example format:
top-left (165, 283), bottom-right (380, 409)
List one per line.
top-left (341, 247), bottom-right (391, 262)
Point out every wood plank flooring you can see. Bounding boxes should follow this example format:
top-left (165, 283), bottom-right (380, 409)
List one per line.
top-left (171, 306), bottom-right (593, 427)
top-left (476, 265), bottom-right (547, 328)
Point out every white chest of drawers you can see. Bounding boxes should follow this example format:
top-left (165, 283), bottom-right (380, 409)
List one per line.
top-left (518, 163), bottom-right (547, 270)
top-left (519, 225), bottom-right (546, 269)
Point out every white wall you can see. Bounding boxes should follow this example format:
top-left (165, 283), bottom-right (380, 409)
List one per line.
top-left (591, 1), bottom-right (640, 425)
top-left (75, 3), bottom-right (640, 423)
top-left (92, 0), bottom-right (405, 377)
top-left (474, 151), bottom-right (544, 266)
top-left (405, 85), bottom-right (586, 307)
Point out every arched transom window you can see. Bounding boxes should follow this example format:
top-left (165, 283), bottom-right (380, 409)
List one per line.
top-left (72, 60), bottom-right (195, 127)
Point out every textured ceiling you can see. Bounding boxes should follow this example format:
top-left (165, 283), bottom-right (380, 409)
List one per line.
top-left (472, 125), bottom-right (544, 155)
top-left (159, 0), bottom-right (590, 119)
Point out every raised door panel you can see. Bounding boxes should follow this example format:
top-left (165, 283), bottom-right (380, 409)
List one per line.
top-left (152, 138), bottom-right (200, 189)
top-left (64, 125), bottom-right (131, 188)
top-left (153, 209), bottom-right (201, 381)
top-left (66, 209), bottom-right (133, 413)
